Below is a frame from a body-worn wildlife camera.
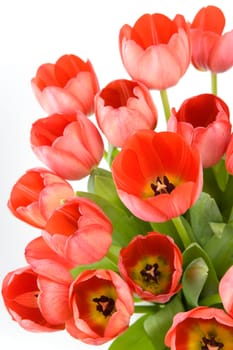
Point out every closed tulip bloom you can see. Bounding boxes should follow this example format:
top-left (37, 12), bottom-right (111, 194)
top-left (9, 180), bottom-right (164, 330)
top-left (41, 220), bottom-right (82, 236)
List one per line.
top-left (226, 133), bottom-right (233, 175)
top-left (7, 167), bottom-right (74, 228)
top-left (66, 269), bottom-right (134, 345)
top-left (219, 265), bottom-right (233, 318)
top-left (31, 112), bottom-right (104, 180)
top-left (165, 306), bottom-right (233, 349)
top-left (190, 5), bottom-right (233, 72)
top-left (119, 232), bottom-right (182, 303)
top-left (31, 54), bottom-right (99, 115)
top-left (167, 93), bottom-right (231, 168)
top-left (1, 266), bottom-right (71, 332)
top-left (95, 79), bottom-right (158, 147)
top-left (42, 197), bottom-right (113, 266)
top-left (112, 130), bottom-right (202, 222)
top-left (119, 13), bottom-right (191, 90)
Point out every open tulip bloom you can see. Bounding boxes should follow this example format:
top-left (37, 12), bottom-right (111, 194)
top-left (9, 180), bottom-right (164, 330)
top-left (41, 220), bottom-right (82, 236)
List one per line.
top-left (3, 4), bottom-right (233, 350)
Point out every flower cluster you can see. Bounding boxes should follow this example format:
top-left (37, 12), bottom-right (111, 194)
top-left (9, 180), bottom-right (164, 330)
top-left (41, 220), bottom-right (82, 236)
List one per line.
top-left (3, 5), bottom-right (233, 350)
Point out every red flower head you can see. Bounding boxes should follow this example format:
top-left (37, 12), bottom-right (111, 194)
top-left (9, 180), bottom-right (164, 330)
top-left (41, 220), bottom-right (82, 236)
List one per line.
top-left (7, 167), bottom-right (74, 228)
top-left (66, 269), bottom-right (134, 345)
top-left (219, 265), bottom-right (233, 318)
top-left (167, 93), bottom-right (231, 167)
top-left (119, 232), bottom-right (182, 303)
top-left (42, 197), bottom-right (113, 266)
top-left (31, 54), bottom-right (99, 115)
top-left (119, 13), bottom-right (191, 90)
top-left (30, 112), bottom-right (104, 180)
top-left (1, 266), bottom-right (72, 332)
top-left (226, 133), bottom-right (233, 175)
top-left (190, 5), bottom-right (233, 73)
top-left (112, 130), bottom-right (203, 222)
top-left (95, 79), bottom-right (158, 147)
top-left (165, 306), bottom-right (233, 349)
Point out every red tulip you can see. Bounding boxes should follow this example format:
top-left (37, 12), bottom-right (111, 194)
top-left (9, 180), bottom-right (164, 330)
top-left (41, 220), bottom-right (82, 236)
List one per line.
top-left (165, 306), bottom-right (233, 349)
top-left (112, 130), bottom-right (203, 222)
top-left (30, 112), bottom-right (104, 180)
top-left (1, 266), bottom-right (71, 332)
top-left (7, 167), bottom-right (74, 228)
top-left (167, 93), bottom-right (231, 167)
top-left (119, 232), bottom-right (182, 303)
top-left (66, 269), bottom-right (134, 345)
top-left (42, 197), bottom-right (113, 266)
top-left (226, 133), bottom-right (233, 174)
top-left (190, 6), bottom-right (233, 72)
top-left (31, 54), bottom-right (99, 115)
top-left (95, 79), bottom-right (158, 147)
top-left (119, 13), bottom-right (191, 90)
top-left (219, 265), bottom-right (233, 318)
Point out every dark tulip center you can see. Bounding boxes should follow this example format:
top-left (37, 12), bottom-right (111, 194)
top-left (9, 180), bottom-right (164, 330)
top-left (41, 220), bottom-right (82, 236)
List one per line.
top-left (92, 295), bottom-right (115, 317)
top-left (140, 263), bottom-right (161, 284)
top-left (201, 335), bottom-right (224, 350)
top-left (151, 175), bottom-right (175, 196)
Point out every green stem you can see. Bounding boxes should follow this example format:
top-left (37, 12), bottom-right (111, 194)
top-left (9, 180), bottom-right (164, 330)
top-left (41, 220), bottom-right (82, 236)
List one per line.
top-left (199, 293), bottom-right (222, 307)
top-left (172, 216), bottom-right (191, 248)
top-left (160, 89), bottom-right (171, 122)
top-left (134, 304), bottom-right (160, 314)
top-left (106, 245), bottom-right (120, 266)
top-left (211, 72), bottom-right (217, 95)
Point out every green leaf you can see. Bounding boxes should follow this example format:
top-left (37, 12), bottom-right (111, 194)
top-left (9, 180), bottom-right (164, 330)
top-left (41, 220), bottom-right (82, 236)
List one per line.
top-left (182, 257), bottom-right (208, 307)
top-left (71, 254), bottom-right (118, 278)
top-left (188, 192), bottom-right (223, 246)
top-left (109, 315), bottom-right (155, 350)
top-left (212, 158), bottom-right (229, 192)
top-left (76, 191), bottom-right (151, 246)
top-left (144, 295), bottom-right (184, 350)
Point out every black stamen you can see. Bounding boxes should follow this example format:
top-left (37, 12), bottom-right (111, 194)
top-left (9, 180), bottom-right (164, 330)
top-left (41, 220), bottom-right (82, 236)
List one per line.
top-left (150, 176), bottom-right (175, 196)
top-left (140, 263), bottom-right (161, 283)
top-left (201, 335), bottom-right (224, 349)
top-left (93, 295), bottom-right (115, 317)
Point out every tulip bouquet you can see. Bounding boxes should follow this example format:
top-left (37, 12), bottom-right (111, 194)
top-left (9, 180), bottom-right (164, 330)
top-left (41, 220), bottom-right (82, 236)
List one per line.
top-left (3, 4), bottom-right (233, 350)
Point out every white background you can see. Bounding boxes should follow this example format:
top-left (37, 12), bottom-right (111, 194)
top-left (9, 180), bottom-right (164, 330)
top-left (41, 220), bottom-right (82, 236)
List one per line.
top-left (0, 1), bottom-right (232, 349)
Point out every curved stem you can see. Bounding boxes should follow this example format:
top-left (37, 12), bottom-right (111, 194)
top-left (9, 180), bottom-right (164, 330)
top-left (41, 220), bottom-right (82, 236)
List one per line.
top-left (211, 72), bottom-right (217, 95)
top-left (134, 304), bottom-right (160, 314)
top-left (172, 216), bottom-right (192, 248)
top-left (160, 89), bottom-right (171, 122)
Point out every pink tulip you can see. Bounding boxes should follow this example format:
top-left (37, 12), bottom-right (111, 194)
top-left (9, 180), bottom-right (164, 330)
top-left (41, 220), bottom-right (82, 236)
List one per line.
top-left (167, 93), bottom-right (231, 167)
top-left (30, 112), bottom-right (104, 180)
top-left (42, 197), bottom-right (113, 266)
top-left (226, 133), bottom-right (233, 174)
top-left (190, 5), bottom-right (233, 72)
top-left (119, 13), bottom-right (191, 90)
top-left (219, 265), bottom-right (233, 318)
top-left (66, 269), bottom-right (134, 345)
top-left (7, 167), bottom-right (74, 228)
top-left (31, 54), bottom-right (99, 115)
top-left (95, 79), bottom-right (158, 147)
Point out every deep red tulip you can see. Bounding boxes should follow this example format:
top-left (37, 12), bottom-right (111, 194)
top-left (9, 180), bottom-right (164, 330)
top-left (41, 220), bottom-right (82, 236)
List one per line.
top-left (119, 232), bottom-right (182, 303)
top-left (31, 54), bottom-right (99, 115)
top-left (112, 130), bottom-right (202, 222)
top-left (95, 79), bottom-right (158, 147)
top-left (1, 266), bottom-right (71, 332)
top-left (119, 13), bottom-right (191, 90)
top-left (219, 265), bottom-right (233, 318)
top-left (66, 269), bottom-right (134, 345)
top-left (42, 197), bottom-right (113, 266)
top-left (31, 112), bottom-right (104, 180)
top-left (190, 6), bottom-right (233, 72)
top-left (226, 133), bottom-right (233, 174)
top-left (165, 306), bottom-right (233, 349)
top-left (168, 93), bottom-right (231, 167)
top-left (7, 167), bottom-right (74, 228)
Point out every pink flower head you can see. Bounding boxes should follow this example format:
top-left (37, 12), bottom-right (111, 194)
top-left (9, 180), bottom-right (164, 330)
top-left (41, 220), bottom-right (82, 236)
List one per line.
top-left (7, 167), bottom-right (74, 228)
top-left (95, 79), bottom-right (158, 147)
top-left (167, 93), bottom-right (231, 167)
top-left (112, 130), bottom-right (202, 222)
top-left (165, 306), bottom-right (233, 349)
top-left (226, 133), bottom-right (233, 174)
top-left (119, 13), bottom-right (191, 90)
top-left (219, 265), bottom-right (233, 318)
top-left (1, 266), bottom-right (71, 332)
top-left (66, 269), bottom-right (134, 345)
top-left (42, 197), bottom-right (113, 266)
top-left (30, 112), bottom-right (104, 180)
top-left (31, 54), bottom-right (99, 115)
top-left (190, 5), bottom-right (233, 72)
top-left (119, 232), bottom-right (182, 303)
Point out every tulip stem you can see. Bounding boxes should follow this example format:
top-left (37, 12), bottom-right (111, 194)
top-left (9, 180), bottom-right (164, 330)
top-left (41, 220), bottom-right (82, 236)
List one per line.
top-left (134, 304), bottom-right (160, 314)
top-left (172, 216), bottom-right (191, 248)
top-left (211, 72), bottom-right (217, 95)
top-left (160, 89), bottom-right (171, 122)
